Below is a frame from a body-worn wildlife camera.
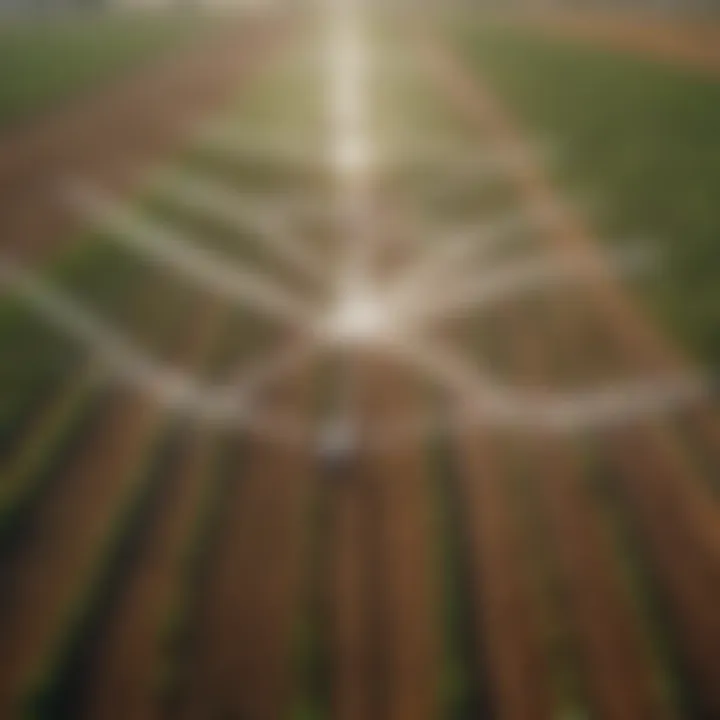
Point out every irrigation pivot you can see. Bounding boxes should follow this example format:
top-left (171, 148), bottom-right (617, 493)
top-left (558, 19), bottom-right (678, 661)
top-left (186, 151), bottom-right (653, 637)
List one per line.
top-left (0, 1), bottom-right (710, 449)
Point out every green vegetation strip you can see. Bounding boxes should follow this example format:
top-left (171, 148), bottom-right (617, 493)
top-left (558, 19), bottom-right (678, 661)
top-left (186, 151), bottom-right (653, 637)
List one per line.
top-left (0, 376), bottom-right (102, 540)
top-left (159, 435), bottom-right (231, 705)
top-left (0, 238), bottom-right (149, 450)
top-left (429, 429), bottom-right (488, 720)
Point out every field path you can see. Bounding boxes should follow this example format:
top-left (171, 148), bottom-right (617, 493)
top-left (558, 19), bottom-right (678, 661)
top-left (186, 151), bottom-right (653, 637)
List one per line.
top-left (525, 12), bottom-right (720, 78)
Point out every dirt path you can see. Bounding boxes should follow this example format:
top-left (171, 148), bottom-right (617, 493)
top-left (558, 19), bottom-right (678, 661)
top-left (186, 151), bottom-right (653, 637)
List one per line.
top-left (524, 12), bottom-right (720, 79)
top-left (0, 16), bottom-right (282, 265)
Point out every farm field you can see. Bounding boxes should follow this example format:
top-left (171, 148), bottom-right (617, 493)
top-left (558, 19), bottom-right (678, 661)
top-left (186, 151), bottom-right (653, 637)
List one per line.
top-left (0, 12), bottom-right (279, 264)
top-left (0, 13), bottom-right (226, 128)
top-left (0, 5), bottom-right (719, 720)
top-left (455, 16), bottom-right (720, 366)
top-left (520, 11), bottom-right (720, 78)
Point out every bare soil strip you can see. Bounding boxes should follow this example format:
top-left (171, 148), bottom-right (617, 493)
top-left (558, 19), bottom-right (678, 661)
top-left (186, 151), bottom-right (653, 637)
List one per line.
top-left (173, 372), bottom-right (316, 720)
top-left (328, 450), bottom-right (378, 720)
top-left (451, 418), bottom-right (555, 720)
top-left (358, 360), bottom-right (440, 720)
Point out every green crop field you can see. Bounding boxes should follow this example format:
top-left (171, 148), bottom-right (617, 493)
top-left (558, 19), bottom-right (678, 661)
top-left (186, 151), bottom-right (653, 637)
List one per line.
top-left (0, 13), bottom-right (218, 127)
top-left (1, 10), bottom-right (720, 719)
top-left (456, 21), bottom-right (720, 368)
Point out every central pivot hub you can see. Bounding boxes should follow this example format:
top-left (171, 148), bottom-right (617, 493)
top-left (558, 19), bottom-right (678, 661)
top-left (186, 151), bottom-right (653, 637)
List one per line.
top-left (322, 287), bottom-right (391, 346)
